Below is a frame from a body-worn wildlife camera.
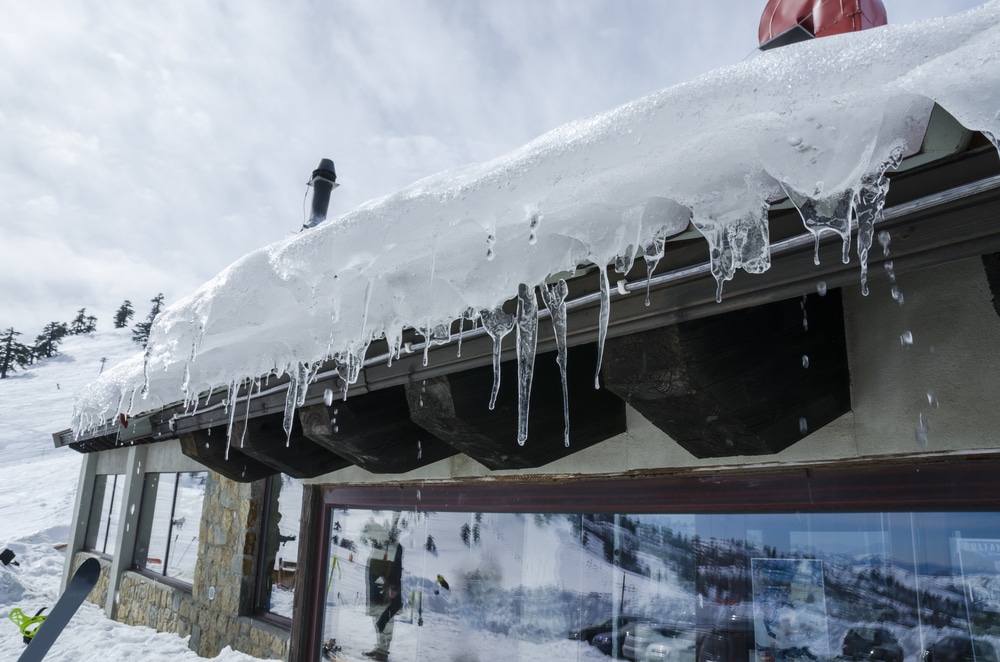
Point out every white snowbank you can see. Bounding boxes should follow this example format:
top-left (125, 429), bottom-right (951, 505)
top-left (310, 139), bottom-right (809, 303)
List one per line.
top-left (0, 331), bottom-right (275, 660)
top-left (73, 2), bottom-right (1000, 431)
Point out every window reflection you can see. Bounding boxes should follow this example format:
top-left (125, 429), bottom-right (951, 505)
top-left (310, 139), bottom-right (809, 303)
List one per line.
top-left (258, 476), bottom-right (303, 618)
top-left (133, 471), bottom-right (207, 584)
top-left (85, 474), bottom-right (121, 555)
top-left (319, 509), bottom-right (1000, 661)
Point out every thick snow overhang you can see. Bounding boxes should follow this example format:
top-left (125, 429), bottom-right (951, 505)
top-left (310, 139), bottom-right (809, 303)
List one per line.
top-left (61, 4), bottom-right (1000, 481)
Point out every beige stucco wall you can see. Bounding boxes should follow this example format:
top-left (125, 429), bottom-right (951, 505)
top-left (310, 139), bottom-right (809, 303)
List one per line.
top-left (306, 256), bottom-right (1000, 486)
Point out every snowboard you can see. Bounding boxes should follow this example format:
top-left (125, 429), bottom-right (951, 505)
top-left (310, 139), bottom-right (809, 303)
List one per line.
top-left (17, 558), bottom-right (100, 662)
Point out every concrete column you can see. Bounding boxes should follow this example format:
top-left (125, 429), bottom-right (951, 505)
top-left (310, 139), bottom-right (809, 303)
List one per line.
top-left (61, 452), bottom-right (99, 592)
top-left (104, 444), bottom-right (149, 618)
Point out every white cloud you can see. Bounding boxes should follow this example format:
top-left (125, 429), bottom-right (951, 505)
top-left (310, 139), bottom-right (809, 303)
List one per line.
top-left (0, 0), bottom-right (986, 335)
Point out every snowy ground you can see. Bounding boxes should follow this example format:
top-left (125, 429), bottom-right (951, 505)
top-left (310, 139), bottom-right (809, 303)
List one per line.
top-left (0, 330), bottom-right (276, 660)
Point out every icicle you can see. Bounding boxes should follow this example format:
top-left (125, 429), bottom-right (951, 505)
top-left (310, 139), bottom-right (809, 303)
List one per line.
top-left (240, 378), bottom-right (258, 449)
top-left (782, 184), bottom-right (854, 266)
top-left (225, 379), bottom-right (240, 460)
top-left (282, 364), bottom-right (307, 445)
top-left (480, 305), bottom-right (515, 410)
top-left (459, 308), bottom-right (477, 359)
top-left (692, 206), bottom-right (770, 303)
top-left (595, 264), bottom-right (610, 389)
top-left (515, 284), bottom-right (539, 446)
top-left (856, 149), bottom-right (900, 295)
top-left (543, 279), bottom-right (571, 447)
top-left (642, 228), bottom-right (669, 306)
top-left (181, 364), bottom-right (191, 394)
top-left (419, 323), bottom-right (451, 367)
top-left (637, 198), bottom-right (691, 305)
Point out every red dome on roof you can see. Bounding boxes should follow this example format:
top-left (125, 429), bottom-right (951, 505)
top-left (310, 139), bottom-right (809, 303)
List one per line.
top-left (759, 0), bottom-right (888, 44)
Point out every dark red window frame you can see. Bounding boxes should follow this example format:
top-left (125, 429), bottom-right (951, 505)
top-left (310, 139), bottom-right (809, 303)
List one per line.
top-left (300, 454), bottom-right (1000, 660)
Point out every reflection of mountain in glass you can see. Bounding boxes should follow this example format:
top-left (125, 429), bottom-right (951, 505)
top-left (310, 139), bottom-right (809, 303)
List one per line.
top-left (319, 509), bottom-right (998, 661)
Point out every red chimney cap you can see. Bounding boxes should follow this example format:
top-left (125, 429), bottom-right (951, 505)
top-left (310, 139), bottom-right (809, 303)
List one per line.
top-left (759, 0), bottom-right (888, 45)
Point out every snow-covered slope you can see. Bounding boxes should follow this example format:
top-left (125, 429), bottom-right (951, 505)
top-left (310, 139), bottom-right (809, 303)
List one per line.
top-left (0, 330), bottom-right (273, 660)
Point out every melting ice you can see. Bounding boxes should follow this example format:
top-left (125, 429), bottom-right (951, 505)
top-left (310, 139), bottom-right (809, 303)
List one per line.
top-left (73, 3), bottom-right (1000, 451)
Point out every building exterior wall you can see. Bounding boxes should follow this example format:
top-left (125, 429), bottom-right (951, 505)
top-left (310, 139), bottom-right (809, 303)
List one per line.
top-left (67, 469), bottom-right (289, 660)
top-left (303, 256), bottom-right (1000, 487)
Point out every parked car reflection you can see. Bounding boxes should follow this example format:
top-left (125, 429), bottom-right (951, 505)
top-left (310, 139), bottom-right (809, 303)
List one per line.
top-left (923, 634), bottom-right (1000, 662)
top-left (594, 621), bottom-right (648, 658)
top-left (624, 621), bottom-right (697, 661)
top-left (842, 626), bottom-right (904, 662)
top-left (569, 615), bottom-right (641, 645)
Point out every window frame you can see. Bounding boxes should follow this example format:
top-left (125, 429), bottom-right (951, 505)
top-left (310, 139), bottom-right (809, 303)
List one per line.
top-left (131, 470), bottom-right (208, 587)
top-left (301, 454), bottom-right (1000, 660)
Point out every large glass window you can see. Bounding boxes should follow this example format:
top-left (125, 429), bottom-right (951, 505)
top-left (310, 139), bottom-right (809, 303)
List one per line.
top-left (318, 507), bottom-right (1000, 662)
top-left (257, 475), bottom-right (303, 619)
top-left (84, 474), bottom-right (121, 555)
top-left (133, 471), bottom-right (207, 584)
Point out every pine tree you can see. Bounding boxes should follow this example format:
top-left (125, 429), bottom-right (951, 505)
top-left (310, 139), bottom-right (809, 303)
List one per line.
top-left (70, 308), bottom-right (98, 335)
top-left (133, 293), bottom-right (165, 347)
top-left (113, 300), bottom-right (134, 329)
top-left (0, 328), bottom-right (31, 379)
top-left (33, 321), bottom-right (69, 359)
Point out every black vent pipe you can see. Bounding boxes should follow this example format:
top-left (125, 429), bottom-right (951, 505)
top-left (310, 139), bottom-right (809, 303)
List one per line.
top-left (303, 158), bottom-right (338, 230)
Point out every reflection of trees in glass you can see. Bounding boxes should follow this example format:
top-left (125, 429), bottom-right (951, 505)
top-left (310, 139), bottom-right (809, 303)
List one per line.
top-left (460, 523), bottom-right (471, 547)
top-left (425, 535), bottom-right (437, 554)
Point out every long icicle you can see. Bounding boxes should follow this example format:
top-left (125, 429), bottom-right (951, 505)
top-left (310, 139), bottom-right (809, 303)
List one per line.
top-left (543, 279), bottom-right (570, 446)
top-left (515, 284), bottom-right (539, 446)
top-left (480, 306), bottom-right (516, 410)
top-left (594, 264), bottom-right (610, 389)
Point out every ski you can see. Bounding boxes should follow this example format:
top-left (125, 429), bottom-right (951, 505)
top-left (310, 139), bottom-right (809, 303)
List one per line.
top-left (17, 557), bottom-right (100, 662)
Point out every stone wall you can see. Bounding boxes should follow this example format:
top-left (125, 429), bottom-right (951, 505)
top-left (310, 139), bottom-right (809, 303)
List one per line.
top-left (70, 552), bottom-right (111, 607)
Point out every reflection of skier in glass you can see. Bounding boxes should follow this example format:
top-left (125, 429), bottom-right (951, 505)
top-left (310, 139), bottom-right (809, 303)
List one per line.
top-left (364, 523), bottom-right (403, 662)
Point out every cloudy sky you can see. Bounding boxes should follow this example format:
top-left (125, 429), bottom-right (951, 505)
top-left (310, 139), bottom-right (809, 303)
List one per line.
top-left (0, 0), bottom-right (986, 336)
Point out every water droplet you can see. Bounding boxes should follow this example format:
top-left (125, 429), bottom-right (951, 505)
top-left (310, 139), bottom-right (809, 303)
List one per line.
top-left (129, 504), bottom-right (135, 515)
top-left (816, 281), bottom-right (827, 296)
top-left (799, 417), bottom-right (809, 435)
top-left (801, 355), bottom-right (810, 368)
top-left (927, 389), bottom-right (939, 409)
top-left (323, 389), bottom-right (334, 406)
top-left (209, 586), bottom-right (216, 601)
top-left (916, 412), bottom-right (930, 445)
top-left (486, 247), bottom-right (495, 261)
top-left (528, 233), bottom-right (537, 245)
top-left (205, 442), bottom-right (210, 449)
top-left (114, 591), bottom-right (120, 604)
top-left (878, 231), bottom-right (891, 256)
top-left (333, 425), bottom-right (339, 434)
top-left (419, 396), bottom-right (424, 408)
top-left (884, 260), bottom-right (896, 283)
top-left (416, 489), bottom-right (421, 500)
top-left (899, 330), bottom-right (913, 347)
top-left (891, 286), bottom-right (904, 305)
top-left (125, 523), bottom-right (130, 532)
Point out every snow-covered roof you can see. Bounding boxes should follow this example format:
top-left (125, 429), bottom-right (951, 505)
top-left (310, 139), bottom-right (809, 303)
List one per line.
top-left (74, 2), bottom-right (1000, 435)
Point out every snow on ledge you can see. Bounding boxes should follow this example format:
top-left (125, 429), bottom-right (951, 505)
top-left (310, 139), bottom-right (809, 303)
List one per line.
top-left (73, 2), bottom-right (1000, 434)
